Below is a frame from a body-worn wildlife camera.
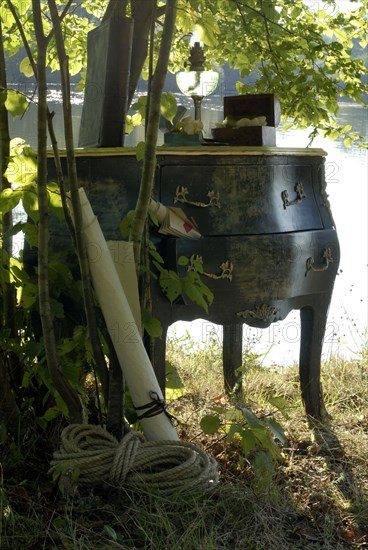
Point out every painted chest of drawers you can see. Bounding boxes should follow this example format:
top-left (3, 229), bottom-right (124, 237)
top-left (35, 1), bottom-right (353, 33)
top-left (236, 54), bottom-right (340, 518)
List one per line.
top-left (54, 146), bottom-right (340, 418)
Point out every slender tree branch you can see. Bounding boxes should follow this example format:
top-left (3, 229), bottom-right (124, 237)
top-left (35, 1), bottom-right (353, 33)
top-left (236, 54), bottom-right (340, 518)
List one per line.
top-left (48, 0), bottom-right (110, 403)
top-left (32, 0), bottom-right (83, 423)
top-left (129, 0), bottom-right (178, 264)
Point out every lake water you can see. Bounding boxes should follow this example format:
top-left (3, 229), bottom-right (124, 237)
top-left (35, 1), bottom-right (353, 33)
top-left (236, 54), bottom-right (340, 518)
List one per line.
top-left (8, 89), bottom-right (368, 366)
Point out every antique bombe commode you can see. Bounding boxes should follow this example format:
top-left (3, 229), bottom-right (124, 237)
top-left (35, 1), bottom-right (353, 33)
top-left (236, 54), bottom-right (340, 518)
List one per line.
top-left (51, 18), bottom-right (340, 419)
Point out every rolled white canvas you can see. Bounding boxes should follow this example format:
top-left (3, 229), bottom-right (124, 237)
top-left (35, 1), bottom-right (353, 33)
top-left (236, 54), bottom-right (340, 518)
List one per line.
top-left (78, 188), bottom-right (179, 441)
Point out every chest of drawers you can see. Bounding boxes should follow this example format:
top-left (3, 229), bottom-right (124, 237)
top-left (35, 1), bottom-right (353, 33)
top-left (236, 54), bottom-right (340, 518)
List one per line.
top-left (50, 146), bottom-right (340, 419)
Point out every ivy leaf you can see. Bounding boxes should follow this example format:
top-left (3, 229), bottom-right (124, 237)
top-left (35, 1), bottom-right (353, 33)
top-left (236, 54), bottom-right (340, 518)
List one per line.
top-left (183, 279), bottom-right (209, 312)
top-left (177, 255), bottom-right (189, 266)
top-left (159, 269), bottom-right (181, 302)
top-left (142, 308), bottom-right (163, 338)
top-left (200, 414), bottom-right (221, 434)
top-left (5, 89), bottom-right (28, 118)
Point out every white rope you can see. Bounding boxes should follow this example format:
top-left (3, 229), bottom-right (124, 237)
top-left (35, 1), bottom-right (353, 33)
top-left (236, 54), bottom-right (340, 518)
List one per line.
top-left (50, 424), bottom-right (218, 494)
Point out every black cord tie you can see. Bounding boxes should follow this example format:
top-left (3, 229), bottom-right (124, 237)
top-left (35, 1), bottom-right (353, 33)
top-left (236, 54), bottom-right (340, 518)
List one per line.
top-left (135, 391), bottom-right (176, 424)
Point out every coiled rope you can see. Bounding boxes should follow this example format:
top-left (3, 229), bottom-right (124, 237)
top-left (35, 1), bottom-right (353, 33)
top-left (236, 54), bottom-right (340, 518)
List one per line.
top-left (50, 424), bottom-right (218, 494)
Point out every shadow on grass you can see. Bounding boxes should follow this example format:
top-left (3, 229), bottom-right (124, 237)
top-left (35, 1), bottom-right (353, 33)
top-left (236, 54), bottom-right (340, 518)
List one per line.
top-left (310, 419), bottom-right (368, 547)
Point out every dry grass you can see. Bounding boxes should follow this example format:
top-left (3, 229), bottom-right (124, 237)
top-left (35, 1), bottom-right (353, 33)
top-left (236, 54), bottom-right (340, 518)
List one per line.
top-left (0, 334), bottom-right (367, 549)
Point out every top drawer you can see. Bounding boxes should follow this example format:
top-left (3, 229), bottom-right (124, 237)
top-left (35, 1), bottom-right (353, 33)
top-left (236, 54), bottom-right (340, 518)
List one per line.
top-left (160, 163), bottom-right (323, 236)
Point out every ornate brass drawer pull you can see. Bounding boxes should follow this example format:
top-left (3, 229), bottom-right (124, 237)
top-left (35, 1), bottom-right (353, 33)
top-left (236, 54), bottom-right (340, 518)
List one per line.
top-left (188, 254), bottom-right (233, 281)
top-left (281, 182), bottom-right (306, 209)
top-left (305, 247), bottom-right (333, 276)
top-left (174, 186), bottom-right (221, 208)
top-left (236, 304), bottom-right (279, 321)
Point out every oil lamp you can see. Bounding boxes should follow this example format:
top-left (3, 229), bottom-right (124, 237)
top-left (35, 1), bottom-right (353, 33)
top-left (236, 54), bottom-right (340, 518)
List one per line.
top-left (176, 41), bottom-right (219, 122)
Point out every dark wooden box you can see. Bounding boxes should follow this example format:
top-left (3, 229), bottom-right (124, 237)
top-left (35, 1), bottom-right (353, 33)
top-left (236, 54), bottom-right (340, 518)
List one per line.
top-left (211, 93), bottom-right (281, 146)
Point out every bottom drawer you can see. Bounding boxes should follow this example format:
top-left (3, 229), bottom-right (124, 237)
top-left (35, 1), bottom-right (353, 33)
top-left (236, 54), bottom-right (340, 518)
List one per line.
top-left (163, 230), bottom-right (340, 323)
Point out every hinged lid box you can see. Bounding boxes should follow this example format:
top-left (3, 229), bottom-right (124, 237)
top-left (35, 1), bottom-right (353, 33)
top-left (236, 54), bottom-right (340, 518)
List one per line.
top-left (212, 93), bottom-right (281, 146)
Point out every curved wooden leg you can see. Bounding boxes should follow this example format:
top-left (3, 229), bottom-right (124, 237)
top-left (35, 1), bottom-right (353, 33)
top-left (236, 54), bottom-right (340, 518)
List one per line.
top-left (299, 294), bottom-right (331, 419)
top-left (223, 324), bottom-right (243, 394)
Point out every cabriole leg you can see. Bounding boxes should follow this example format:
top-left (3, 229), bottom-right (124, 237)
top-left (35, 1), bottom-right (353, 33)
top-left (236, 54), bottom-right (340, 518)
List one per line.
top-left (299, 294), bottom-right (331, 419)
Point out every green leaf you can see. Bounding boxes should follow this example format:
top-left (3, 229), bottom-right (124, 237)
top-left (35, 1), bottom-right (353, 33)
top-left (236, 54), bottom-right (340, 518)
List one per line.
top-left (148, 247), bottom-right (164, 264)
top-left (42, 407), bottom-right (61, 422)
top-left (0, 188), bottom-right (22, 213)
top-left (119, 210), bottom-right (135, 239)
top-left (161, 92), bottom-right (177, 123)
top-left (104, 525), bottom-right (118, 542)
top-left (265, 418), bottom-right (286, 444)
top-left (267, 396), bottom-right (290, 419)
top-left (177, 255), bottom-right (189, 266)
top-left (47, 182), bottom-right (63, 218)
top-left (240, 407), bottom-right (264, 429)
top-left (125, 112), bottom-right (143, 135)
top-left (183, 281), bottom-right (209, 313)
top-left (23, 222), bottom-right (38, 248)
top-left (194, 17), bottom-right (220, 47)
top-left (240, 428), bottom-right (258, 456)
top-left (5, 154), bottom-right (37, 185)
top-left (159, 269), bottom-right (181, 302)
top-left (61, 359), bottom-right (81, 385)
top-left (251, 427), bottom-right (280, 459)
top-left (69, 59), bottom-right (83, 76)
top-left (19, 282), bottom-right (38, 308)
top-left (5, 89), bottom-right (28, 118)
top-left (19, 57), bottom-right (34, 77)
top-left (131, 95), bottom-right (147, 118)
top-left (142, 309), bottom-right (163, 338)
top-left (136, 141), bottom-right (145, 162)
top-left (200, 414), bottom-right (221, 434)
top-left (54, 392), bottom-right (69, 417)
top-left (22, 184), bottom-right (39, 222)
top-left (226, 423), bottom-right (242, 442)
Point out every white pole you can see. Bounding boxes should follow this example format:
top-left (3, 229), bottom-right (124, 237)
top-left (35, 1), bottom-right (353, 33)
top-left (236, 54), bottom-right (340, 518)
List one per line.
top-left (78, 188), bottom-right (179, 441)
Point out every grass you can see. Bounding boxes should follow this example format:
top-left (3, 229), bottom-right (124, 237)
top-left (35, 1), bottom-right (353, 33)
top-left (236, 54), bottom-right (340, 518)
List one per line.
top-left (1, 333), bottom-right (367, 549)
